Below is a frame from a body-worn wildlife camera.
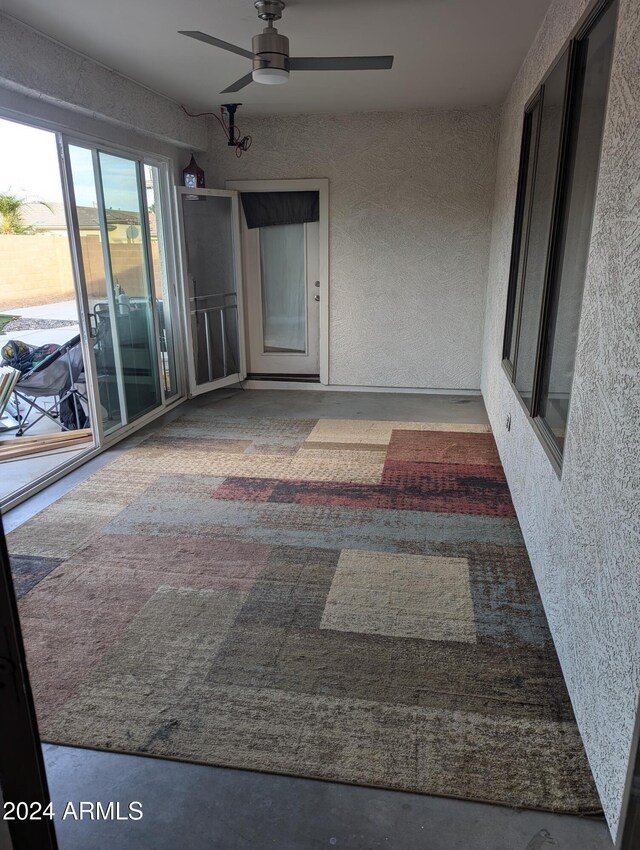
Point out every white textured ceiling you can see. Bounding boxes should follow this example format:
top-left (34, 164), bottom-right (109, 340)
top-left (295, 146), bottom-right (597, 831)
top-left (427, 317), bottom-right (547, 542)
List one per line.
top-left (0, 0), bottom-right (552, 115)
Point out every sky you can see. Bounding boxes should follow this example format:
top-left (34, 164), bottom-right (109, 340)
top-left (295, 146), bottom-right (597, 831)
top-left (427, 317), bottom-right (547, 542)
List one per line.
top-left (0, 117), bottom-right (149, 211)
top-left (0, 117), bottom-right (65, 204)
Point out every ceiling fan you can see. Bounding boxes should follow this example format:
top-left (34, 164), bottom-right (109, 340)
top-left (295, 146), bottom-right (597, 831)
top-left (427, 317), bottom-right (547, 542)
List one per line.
top-left (179, 0), bottom-right (394, 93)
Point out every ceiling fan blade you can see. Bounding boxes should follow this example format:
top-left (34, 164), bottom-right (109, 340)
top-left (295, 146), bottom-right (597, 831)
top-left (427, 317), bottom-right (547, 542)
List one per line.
top-left (220, 72), bottom-right (255, 94)
top-left (179, 30), bottom-right (257, 61)
top-left (289, 56), bottom-right (394, 71)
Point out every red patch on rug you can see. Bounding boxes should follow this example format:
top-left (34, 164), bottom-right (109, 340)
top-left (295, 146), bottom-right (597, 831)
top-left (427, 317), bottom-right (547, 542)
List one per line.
top-left (214, 464), bottom-right (516, 518)
top-left (214, 478), bottom-right (279, 502)
top-left (387, 430), bottom-right (502, 466)
top-left (380, 460), bottom-right (515, 517)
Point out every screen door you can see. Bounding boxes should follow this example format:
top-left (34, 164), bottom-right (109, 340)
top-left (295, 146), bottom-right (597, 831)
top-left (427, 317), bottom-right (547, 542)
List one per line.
top-left (177, 188), bottom-right (246, 395)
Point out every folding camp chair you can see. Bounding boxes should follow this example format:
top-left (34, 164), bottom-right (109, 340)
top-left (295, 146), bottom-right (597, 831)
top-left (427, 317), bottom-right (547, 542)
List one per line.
top-left (10, 335), bottom-right (88, 437)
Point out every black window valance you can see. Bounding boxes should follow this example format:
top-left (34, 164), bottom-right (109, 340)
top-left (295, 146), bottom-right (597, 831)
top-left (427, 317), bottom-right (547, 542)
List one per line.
top-left (240, 191), bottom-right (319, 229)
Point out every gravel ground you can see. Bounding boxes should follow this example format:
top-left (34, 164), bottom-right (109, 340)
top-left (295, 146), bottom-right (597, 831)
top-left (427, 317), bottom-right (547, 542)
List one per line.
top-left (2, 317), bottom-right (77, 332)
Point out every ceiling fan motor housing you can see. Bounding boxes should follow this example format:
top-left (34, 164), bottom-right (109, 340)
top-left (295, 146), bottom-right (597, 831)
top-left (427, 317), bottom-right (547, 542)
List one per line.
top-left (252, 28), bottom-right (290, 73)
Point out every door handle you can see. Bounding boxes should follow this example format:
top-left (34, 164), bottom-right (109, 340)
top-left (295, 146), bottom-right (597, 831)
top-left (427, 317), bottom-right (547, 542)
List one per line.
top-left (314, 294), bottom-right (320, 302)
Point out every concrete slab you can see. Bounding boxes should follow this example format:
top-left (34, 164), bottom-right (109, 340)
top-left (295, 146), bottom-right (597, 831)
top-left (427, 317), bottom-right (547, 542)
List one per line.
top-left (43, 745), bottom-right (612, 850)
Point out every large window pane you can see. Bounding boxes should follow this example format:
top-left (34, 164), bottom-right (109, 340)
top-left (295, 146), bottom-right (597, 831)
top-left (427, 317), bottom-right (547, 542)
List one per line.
top-left (539, 2), bottom-right (617, 449)
top-left (513, 49), bottom-right (570, 409)
top-left (68, 144), bottom-right (123, 434)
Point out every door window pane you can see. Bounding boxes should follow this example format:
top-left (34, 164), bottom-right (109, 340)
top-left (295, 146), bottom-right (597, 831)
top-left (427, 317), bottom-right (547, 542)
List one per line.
top-left (68, 144), bottom-right (123, 434)
top-left (539, 2), bottom-right (617, 449)
top-left (98, 152), bottom-right (161, 421)
top-left (259, 224), bottom-right (306, 354)
top-left (513, 49), bottom-right (570, 410)
top-left (182, 195), bottom-right (240, 385)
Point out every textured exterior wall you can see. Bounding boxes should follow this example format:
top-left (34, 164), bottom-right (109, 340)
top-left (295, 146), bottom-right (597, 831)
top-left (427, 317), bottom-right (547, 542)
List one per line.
top-left (0, 13), bottom-right (209, 153)
top-left (211, 109), bottom-right (499, 389)
top-left (481, 0), bottom-right (640, 838)
top-left (0, 13), bottom-right (212, 191)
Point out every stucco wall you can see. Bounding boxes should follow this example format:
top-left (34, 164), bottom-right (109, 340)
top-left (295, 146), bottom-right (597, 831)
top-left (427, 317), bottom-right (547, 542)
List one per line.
top-left (481, 0), bottom-right (640, 837)
top-left (0, 13), bottom-right (210, 181)
top-left (210, 108), bottom-right (499, 390)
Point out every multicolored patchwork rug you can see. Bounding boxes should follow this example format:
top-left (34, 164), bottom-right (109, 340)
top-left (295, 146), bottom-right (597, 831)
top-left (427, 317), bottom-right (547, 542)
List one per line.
top-left (8, 410), bottom-right (600, 813)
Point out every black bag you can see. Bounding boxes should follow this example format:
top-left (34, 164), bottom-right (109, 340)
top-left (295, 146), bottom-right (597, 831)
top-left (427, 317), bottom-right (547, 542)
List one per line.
top-left (59, 395), bottom-right (88, 430)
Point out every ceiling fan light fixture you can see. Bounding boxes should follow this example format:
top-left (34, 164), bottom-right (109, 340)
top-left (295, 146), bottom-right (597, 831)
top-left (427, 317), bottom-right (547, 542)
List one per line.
top-left (180, 0), bottom-right (395, 96)
top-left (252, 66), bottom-right (289, 84)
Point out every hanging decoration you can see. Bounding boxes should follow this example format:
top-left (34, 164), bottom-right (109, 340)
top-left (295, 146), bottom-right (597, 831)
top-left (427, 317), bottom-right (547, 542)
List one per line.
top-left (183, 155), bottom-right (206, 190)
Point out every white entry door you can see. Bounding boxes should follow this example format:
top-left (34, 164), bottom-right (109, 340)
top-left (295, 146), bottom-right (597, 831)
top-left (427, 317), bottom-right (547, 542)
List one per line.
top-left (242, 218), bottom-right (320, 377)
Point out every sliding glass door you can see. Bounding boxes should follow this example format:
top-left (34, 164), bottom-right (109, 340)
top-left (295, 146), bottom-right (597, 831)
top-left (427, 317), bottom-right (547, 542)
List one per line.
top-left (61, 140), bottom-right (181, 439)
top-left (97, 151), bottom-right (161, 421)
top-left (145, 164), bottom-right (180, 401)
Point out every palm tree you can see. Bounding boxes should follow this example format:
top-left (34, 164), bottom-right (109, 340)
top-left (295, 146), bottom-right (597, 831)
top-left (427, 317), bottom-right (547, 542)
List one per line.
top-left (0, 192), bottom-right (51, 234)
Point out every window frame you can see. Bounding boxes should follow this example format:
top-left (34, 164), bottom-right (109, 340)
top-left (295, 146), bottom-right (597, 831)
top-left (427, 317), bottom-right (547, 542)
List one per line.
top-left (502, 96), bottom-right (540, 379)
top-left (501, 0), bottom-right (617, 473)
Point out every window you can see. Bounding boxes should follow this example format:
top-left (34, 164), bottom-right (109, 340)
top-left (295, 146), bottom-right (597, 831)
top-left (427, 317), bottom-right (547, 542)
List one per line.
top-left (504, 98), bottom-right (540, 370)
top-left (259, 224), bottom-right (307, 354)
top-left (511, 50), bottom-right (570, 411)
top-left (538, 0), bottom-right (617, 451)
top-left (502, 0), bottom-right (617, 465)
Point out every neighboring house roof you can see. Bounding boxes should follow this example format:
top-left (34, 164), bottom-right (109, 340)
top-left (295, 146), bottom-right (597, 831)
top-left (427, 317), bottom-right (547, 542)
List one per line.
top-left (20, 202), bottom-right (73, 230)
top-left (20, 202), bottom-right (156, 234)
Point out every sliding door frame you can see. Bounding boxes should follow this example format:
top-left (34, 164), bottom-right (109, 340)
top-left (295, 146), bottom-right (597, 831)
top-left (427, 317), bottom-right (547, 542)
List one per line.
top-left (0, 106), bottom-right (188, 511)
top-left (59, 133), bottom-right (187, 425)
top-left (149, 161), bottom-right (188, 404)
top-left (91, 146), bottom-right (131, 429)
top-left (57, 137), bottom-right (105, 449)
top-left (136, 158), bottom-right (170, 409)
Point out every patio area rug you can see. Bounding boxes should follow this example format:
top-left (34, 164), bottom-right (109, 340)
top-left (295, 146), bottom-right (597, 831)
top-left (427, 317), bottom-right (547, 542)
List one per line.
top-left (8, 410), bottom-right (600, 813)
